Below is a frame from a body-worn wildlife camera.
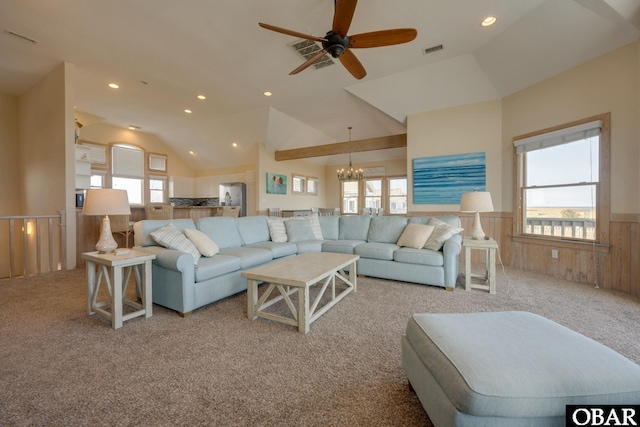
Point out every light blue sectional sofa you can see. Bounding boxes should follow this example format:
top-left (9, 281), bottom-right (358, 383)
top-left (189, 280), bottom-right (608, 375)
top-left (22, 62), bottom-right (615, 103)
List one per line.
top-left (133, 215), bottom-right (462, 316)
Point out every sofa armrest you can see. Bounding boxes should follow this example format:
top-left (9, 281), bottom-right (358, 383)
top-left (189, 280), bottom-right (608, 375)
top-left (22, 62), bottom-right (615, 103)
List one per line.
top-left (442, 234), bottom-right (462, 288)
top-left (134, 246), bottom-right (195, 274)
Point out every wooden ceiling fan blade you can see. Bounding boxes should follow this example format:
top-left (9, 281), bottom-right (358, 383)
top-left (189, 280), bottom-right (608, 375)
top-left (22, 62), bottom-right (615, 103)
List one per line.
top-left (349, 28), bottom-right (418, 48)
top-left (289, 49), bottom-right (328, 75)
top-left (259, 23), bottom-right (327, 42)
top-left (332, 0), bottom-right (358, 37)
top-left (339, 50), bottom-right (366, 80)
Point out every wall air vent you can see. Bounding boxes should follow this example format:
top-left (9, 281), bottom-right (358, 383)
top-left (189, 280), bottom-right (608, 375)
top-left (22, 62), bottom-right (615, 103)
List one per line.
top-left (423, 44), bottom-right (443, 55)
top-left (289, 39), bottom-right (335, 70)
top-left (5, 29), bottom-right (38, 44)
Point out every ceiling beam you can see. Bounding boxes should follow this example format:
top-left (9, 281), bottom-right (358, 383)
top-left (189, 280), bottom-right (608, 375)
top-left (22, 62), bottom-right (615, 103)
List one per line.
top-left (274, 133), bottom-right (407, 161)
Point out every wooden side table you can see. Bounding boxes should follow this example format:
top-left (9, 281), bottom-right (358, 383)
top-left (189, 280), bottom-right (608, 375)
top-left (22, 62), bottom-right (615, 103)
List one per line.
top-left (463, 237), bottom-right (498, 294)
top-left (82, 250), bottom-right (156, 329)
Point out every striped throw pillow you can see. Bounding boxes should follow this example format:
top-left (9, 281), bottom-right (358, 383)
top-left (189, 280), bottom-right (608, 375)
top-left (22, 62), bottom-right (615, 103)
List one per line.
top-left (150, 223), bottom-right (201, 265)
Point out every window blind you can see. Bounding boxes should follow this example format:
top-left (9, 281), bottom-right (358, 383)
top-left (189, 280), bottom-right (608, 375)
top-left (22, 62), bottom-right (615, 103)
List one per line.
top-left (112, 145), bottom-right (144, 178)
top-left (513, 120), bottom-right (602, 154)
top-left (149, 154), bottom-right (167, 172)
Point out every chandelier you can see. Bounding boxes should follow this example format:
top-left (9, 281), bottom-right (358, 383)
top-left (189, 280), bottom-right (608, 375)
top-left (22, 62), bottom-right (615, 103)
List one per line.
top-left (337, 127), bottom-right (363, 182)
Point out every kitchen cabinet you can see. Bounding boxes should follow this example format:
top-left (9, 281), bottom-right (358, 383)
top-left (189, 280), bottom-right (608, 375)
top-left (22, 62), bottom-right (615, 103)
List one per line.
top-left (170, 176), bottom-right (194, 198)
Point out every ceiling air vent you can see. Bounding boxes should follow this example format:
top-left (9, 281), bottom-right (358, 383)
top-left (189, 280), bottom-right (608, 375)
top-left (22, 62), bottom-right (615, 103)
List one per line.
top-left (5, 29), bottom-right (38, 44)
top-left (423, 44), bottom-right (443, 55)
top-left (289, 39), bottom-right (335, 70)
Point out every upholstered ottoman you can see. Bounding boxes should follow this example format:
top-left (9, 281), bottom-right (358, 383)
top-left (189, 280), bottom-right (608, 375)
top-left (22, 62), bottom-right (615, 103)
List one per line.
top-left (401, 311), bottom-right (640, 427)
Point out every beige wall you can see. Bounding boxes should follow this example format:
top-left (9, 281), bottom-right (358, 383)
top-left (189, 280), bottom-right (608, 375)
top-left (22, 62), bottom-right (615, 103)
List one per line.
top-left (257, 143), bottom-right (327, 212)
top-left (407, 99), bottom-right (503, 212)
top-left (502, 41), bottom-right (640, 214)
top-left (0, 93), bottom-right (20, 215)
top-left (78, 122), bottom-right (194, 177)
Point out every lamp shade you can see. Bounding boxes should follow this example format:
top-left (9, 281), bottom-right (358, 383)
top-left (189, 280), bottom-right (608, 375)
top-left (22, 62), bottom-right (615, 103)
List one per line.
top-left (460, 191), bottom-right (494, 213)
top-left (83, 189), bottom-right (131, 216)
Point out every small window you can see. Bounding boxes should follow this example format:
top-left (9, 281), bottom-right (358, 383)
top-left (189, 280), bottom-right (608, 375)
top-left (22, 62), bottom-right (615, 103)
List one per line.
top-left (292, 174), bottom-right (306, 195)
top-left (364, 179), bottom-right (382, 210)
top-left (307, 177), bottom-right (318, 195)
top-left (148, 153), bottom-right (167, 172)
top-left (90, 171), bottom-right (106, 189)
top-left (341, 181), bottom-right (359, 214)
top-left (149, 176), bottom-right (167, 203)
top-left (388, 177), bottom-right (407, 214)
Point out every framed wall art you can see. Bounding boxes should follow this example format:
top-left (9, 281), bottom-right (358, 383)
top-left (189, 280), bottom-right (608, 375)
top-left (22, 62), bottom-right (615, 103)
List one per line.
top-left (413, 152), bottom-right (486, 204)
top-left (266, 173), bottom-right (287, 195)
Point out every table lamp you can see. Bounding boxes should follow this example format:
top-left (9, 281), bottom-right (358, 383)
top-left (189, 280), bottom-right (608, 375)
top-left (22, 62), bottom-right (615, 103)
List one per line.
top-left (83, 189), bottom-right (131, 253)
top-left (460, 191), bottom-right (494, 240)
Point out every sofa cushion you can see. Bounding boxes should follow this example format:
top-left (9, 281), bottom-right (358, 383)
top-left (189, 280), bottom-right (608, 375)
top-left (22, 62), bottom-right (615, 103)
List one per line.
top-left (318, 215), bottom-right (339, 240)
top-left (367, 216), bottom-right (408, 243)
top-left (322, 239), bottom-right (365, 255)
top-left (289, 213), bottom-right (323, 240)
top-left (394, 247), bottom-right (443, 266)
top-left (150, 223), bottom-right (201, 265)
top-left (354, 242), bottom-right (398, 261)
top-left (285, 219), bottom-right (319, 243)
top-left (245, 241), bottom-right (297, 259)
top-left (425, 217), bottom-right (464, 251)
top-left (295, 240), bottom-right (325, 254)
top-left (184, 228), bottom-right (219, 256)
top-left (236, 216), bottom-right (270, 245)
top-left (266, 217), bottom-right (288, 242)
top-left (338, 215), bottom-right (372, 241)
top-left (218, 247), bottom-right (273, 269)
top-left (194, 254), bottom-right (241, 282)
top-left (134, 219), bottom-right (196, 247)
top-left (196, 217), bottom-right (243, 249)
top-left (396, 224), bottom-right (435, 249)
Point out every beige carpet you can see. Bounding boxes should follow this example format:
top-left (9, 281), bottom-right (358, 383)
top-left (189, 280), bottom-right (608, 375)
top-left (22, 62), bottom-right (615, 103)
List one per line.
top-left (1, 266), bottom-right (639, 427)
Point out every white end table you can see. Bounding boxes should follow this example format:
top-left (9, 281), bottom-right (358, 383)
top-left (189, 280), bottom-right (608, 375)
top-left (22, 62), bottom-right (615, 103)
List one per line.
top-left (82, 250), bottom-right (156, 329)
top-left (463, 237), bottom-right (498, 294)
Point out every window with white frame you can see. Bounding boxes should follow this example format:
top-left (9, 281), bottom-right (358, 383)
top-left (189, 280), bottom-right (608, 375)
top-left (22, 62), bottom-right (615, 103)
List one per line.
top-left (292, 174), bottom-right (306, 195)
top-left (514, 114), bottom-right (610, 243)
top-left (388, 177), bottom-right (407, 214)
top-left (341, 181), bottom-right (359, 214)
top-left (90, 171), bottom-right (106, 189)
top-left (364, 179), bottom-right (382, 210)
top-left (149, 176), bottom-right (167, 203)
top-left (112, 144), bottom-right (144, 205)
top-left (307, 177), bottom-right (318, 195)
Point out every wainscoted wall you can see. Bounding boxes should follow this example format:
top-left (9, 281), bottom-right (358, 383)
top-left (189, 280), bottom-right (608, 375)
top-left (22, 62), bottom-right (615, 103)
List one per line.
top-left (428, 211), bottom-right (640, 299)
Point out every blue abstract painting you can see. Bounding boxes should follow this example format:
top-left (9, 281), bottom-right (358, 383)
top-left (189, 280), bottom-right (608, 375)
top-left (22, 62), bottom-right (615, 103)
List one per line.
top-left (413, 152), bottom-right (486, 204)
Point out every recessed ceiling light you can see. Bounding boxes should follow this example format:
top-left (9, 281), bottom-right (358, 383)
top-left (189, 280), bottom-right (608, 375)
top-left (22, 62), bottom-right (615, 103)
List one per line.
top-left (264, 91), bottom-right (272, 97)
top-left (189, 150), bottom-right (196, 155)
top-left (197, 95), bottom-right (206, 100)
top-left (184, 109), bottom-right (192, 114)
top-left (232, 142), bottom-right (238, 147)
top-left (108, 83), bottom-right (119, 89)
top-left (128, 125), bottom-right (141, 130)
top-left (481, 16), bottom-right (497, 27)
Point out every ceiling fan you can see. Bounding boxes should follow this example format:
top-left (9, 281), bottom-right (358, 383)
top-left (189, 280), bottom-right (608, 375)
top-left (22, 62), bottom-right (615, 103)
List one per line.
top-left (259, 0), bottom-right (417, 79)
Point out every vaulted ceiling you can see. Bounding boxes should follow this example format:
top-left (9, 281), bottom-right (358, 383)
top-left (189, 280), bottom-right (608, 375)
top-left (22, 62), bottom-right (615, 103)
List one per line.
top-left (1, 0), bottom-right (638, 170)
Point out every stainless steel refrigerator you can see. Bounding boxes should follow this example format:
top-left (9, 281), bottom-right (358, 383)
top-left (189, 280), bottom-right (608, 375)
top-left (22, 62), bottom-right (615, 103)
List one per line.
top-left (219, 182), bottom-right (246, 217)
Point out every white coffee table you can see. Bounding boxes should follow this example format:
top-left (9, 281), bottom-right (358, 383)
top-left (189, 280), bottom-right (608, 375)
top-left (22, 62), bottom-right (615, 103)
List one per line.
top-left (242, 252), bottom-right (359, 334)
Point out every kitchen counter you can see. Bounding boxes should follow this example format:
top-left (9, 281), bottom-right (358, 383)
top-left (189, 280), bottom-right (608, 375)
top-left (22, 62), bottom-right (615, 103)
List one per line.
top-left (173, 206), bottom-right (222, 220)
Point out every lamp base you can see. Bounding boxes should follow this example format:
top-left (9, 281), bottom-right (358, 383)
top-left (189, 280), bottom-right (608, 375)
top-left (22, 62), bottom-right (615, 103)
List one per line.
top-left (470, 211), bottom-right (486, 240)
top-left (96, 215), bottom-right (118, 254)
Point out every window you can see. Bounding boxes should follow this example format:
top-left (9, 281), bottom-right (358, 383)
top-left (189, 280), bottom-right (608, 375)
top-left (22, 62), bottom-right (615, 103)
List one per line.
top-left (149, 176), bottom-right (167, 203)
top-left (341, 181), bottom-right (359, 214)
top-left (292, 174), bottom-right (306, 195)
top-left (148, 153), bottom-right (167, 172)
top-left (307, 177), bottom-right (318, 195)
top-left (112, 144), bottom-right (144, 205)
top-left (364, 179), bottom-right (382, 210)
top-left (514, 114), bottom-right (610, 244)
top-left (90, 171), bottom-right (105, 189)
top-left (388, 177), bottom-right (407, 214)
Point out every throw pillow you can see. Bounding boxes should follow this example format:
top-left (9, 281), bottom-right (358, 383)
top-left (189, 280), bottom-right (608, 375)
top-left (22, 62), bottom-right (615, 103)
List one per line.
top-left (300, 213), bottom-right (324, 240)
top-left (150, 223), bottom-right (201, 265)
top-left (396, 224), bottom-right (435, 249)
top-left (184, 228), bottom-right (219, 257)
top-left (284, 218), bottom-right (318, 243)
top-left (266, 217), bottom-right (288, 243)
top-left (424, 218), bottom-right (464, 251)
